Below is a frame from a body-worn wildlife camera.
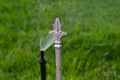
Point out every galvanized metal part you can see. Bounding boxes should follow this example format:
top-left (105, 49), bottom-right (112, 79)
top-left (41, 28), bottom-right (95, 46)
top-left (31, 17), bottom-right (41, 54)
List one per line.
top-left (49, 18), bottom-right (67, 80)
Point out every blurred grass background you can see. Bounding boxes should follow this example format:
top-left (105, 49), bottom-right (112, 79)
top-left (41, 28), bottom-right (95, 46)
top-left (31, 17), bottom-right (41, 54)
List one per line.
top-left (0, 0), bottom-right (120, 80)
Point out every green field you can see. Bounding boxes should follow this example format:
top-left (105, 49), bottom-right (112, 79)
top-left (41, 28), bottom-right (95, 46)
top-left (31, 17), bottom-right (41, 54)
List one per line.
top-left (0, 0), bottom-right (120, 80)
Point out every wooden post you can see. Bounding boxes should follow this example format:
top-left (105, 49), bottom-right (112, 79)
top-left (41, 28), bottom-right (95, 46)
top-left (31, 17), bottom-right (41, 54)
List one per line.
top-left (49, 18), bottom-right (67, 80)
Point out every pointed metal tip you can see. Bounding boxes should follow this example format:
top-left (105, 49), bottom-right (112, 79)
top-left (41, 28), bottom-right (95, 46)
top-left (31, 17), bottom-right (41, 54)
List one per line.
top-left (56, 18), bottom-right (59, 20)
top-left (65, 32), bottom-right (67, 35)
top-left (55, 18), bottom-right (60, 23)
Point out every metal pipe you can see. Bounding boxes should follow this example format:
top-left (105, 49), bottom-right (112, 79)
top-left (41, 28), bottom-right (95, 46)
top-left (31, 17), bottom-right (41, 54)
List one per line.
top-left (49, 18), bottom-right (67, 80)
top-left (40, 51), bottom-right (46, 80)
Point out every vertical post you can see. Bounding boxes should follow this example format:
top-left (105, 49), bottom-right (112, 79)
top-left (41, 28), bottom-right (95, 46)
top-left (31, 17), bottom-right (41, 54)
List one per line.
top-left (40, 51), bottom-right (46, 80)
top-left (49, 18), bottom-right (67, 80)
top-left (55, 41), bottom-right (62, 80)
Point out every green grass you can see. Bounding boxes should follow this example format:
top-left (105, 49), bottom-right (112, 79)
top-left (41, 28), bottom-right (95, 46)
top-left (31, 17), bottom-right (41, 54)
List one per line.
top-left (0, 0), bottom-right (120, 80)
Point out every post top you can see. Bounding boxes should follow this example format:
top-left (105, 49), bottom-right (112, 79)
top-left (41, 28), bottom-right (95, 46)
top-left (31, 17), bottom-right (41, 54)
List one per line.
top-left (49, 18), bottom-right (67, 42)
